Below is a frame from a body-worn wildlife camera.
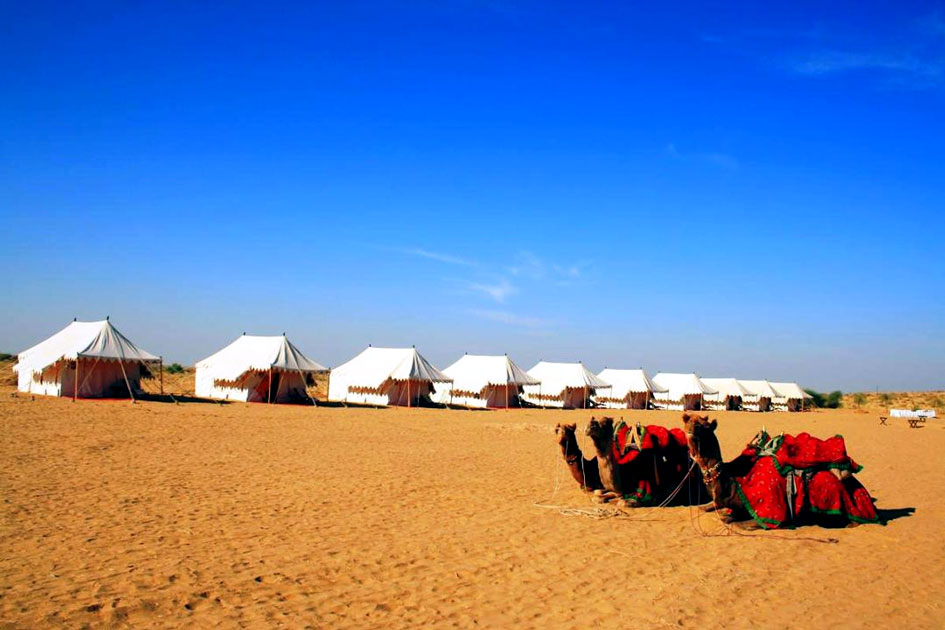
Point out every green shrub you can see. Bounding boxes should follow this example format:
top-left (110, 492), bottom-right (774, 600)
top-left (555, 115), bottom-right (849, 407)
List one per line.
top-left (165, 363), bottom-right (184, 374)
top-left (826, 391), bottom-right (843, 408)
top-left (852, 393), bottom-right (867, 409)
top-left (803, 389), bottom-right (843, 409)
top-left (0, 353), bottom-right (13, 361)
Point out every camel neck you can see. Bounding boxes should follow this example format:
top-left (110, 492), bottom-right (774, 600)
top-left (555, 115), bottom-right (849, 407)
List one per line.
top-left (690, 447), bottom-right (728, 505)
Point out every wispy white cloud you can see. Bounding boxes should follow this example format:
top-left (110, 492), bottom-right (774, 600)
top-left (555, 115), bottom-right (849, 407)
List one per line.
top-left (701, 11), bottom-right (945, 90)
top-left (508, 251), bottom-right (545, 279)
top-left (468, 278), bottom-right (517, 303)
top-left (468, 308), bottom-right (547, 329)
top-left (665, 143), bottom-right (738, 170)
top-left (508, 251), bottom-right (589, 285)
top-left (401, 247), bottom-right (475, 266)
top-left (788, 50), bottom-right (943, 81)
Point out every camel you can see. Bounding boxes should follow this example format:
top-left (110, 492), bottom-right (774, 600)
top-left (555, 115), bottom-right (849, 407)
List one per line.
top-left (554, 423), bottom-right (602, 491)
top-left (585, 417), bottom-right (623, 496)
top-left (680, 412), bottom-right (746, 521)
top-left (681, 412), bottom-right (879, 528)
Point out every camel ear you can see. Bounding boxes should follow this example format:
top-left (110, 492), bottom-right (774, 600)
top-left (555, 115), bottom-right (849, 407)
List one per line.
top-left (682, 412), bottom-right (692, 425)
top-left (710, 419), bottom-right (718, 431)
top-left (566, 423), bottom-right (577, 430)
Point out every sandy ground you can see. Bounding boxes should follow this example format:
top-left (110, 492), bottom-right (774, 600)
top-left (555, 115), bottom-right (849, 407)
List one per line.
top-left (1, 389), bottom-right (943, 629)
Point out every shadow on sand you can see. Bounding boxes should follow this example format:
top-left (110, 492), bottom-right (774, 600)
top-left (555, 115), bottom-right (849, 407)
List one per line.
top-left (137, 393), bottom-right (231, 405)
top-left (876, 506), bottom-right (916, 525)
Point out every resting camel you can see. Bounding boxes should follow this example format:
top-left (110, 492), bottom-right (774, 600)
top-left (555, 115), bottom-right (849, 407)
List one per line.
top-left (585, 417), bottom-right (623, 497)
top-left (554, 423), bottom-right (602, 491)
top-left (682, 412), bottom-right (879, 528)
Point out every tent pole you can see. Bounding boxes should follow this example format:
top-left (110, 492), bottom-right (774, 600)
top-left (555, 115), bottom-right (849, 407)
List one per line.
top-left (407, 379), bottom-right (411, 408)
top-left (74, 358), bottom-right (79, 402)
top-left (117, 358), bottom-right (135, 403)
top-left (160, 357), bottom-right (164, 396)
top-left (505, 383), bottom-right (509, 411)
top-left (268, 368), bottom-right (273, 404)
top-left (584, 386), bottom-right (587, 410)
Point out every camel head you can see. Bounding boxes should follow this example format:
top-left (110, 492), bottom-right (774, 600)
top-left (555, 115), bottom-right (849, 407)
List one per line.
top-left (585, 416), bottom-right (615, 449)
top-left (555, 423), bottom-right (579, 455)
top-left (681, 412), bottom-right (722, 461)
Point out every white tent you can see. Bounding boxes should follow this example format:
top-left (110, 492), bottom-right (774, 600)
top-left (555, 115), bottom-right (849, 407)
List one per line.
top-left (738, 380), bottom-right (778, 412)
top-left (651, 373), bottom-right (716, 411)
top-left (328, 347), bottom-right (451, 407)
top-left (701, 378), bottom-right (751, 411)
top-left (195, 334), bottom-right (327, 404)
top-left (14, 319), bottom-right (160, 399)
top-left (431, 354), bottom-right (540, 408)
top-left (520, 361), bottom-right (611, 409)
top-left (770, 382), bottom-right (812, 412)
top-left (593, 368), bottom-right (665, 409)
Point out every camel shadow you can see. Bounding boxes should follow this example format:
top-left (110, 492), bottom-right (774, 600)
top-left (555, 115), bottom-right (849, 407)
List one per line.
top-left (876, 506), bottom-right (916, 524)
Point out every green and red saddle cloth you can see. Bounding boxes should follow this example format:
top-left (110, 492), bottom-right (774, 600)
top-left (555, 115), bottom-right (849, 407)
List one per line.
top-left (612, 421), bottom-right (690, 505)
top-left (734, 430), bottom-right (879, 528)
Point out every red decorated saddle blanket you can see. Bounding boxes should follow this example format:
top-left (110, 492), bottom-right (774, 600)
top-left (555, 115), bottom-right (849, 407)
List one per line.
top-left (735, 431), bottom-right (878, 529)
top-left (613, 422), bottom-right (687, 465)
top-left (611, 421), bottom-right (691, 505)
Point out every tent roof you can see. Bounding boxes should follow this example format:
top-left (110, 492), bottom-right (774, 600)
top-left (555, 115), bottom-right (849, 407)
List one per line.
top-left (652, 372), bottom-right (717, 396)
top-left (738, 379), bottom-right (779, 397)
top-left (526, 361), bottom-right (610, 396)
top-left (597, 368), bottom-right (666, 397)
top-left (442, 354), bottom-right (539, 394)
top-left (195, 334), bottom-right (327, 381)
top-left (15, 320), bottom-right (159, 374)
top-left (770, 382), bottom-right (812, 399)
top-left (330, 347), bottom-right (451, 388)
top-left (701, 377), bottom-right (750, 398)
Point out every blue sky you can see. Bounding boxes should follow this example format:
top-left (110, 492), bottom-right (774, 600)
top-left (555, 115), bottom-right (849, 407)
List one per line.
top-left (2, 1), bottom-right (944, 391)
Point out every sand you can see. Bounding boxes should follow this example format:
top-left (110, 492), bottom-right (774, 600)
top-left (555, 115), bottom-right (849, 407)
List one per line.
top-left (1, 389), bottom-right (943, 629)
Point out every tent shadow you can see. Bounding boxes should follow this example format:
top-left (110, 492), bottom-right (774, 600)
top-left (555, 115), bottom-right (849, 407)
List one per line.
top-left (138, 394), bottom-right (230, 405)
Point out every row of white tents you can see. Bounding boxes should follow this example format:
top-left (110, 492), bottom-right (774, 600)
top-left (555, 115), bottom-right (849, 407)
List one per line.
top-left (12, 319), bottom-right (811, 411)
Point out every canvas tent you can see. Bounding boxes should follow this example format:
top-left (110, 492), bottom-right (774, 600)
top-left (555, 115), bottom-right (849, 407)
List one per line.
top-left (651, 373), bottom-right (716, 411)
top-left (328, 346), bottom-right (451, 407)
top-left (14, 319), bottom-right (160, 399)
top-left (593, 368), bottom-right (665, 409)
top-left (431, 354), bottom-right (540, 408)
top-left (195, 334), bottom-right (327, 403)
top-left (701, 378), bottom-right (751, 411)
top-left (770, 382), bottom-right (812, 412)
top-left (520, 361), bottom-right (611, 409)
top-left (738, 380), bottom-right (778, 412)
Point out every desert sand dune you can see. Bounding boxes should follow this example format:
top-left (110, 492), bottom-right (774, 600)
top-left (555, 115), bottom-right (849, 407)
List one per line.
top-left (1, 390), bottom-right (943, 628)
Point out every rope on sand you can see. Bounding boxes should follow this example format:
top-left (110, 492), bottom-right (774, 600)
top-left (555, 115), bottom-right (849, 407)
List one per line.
top-left (534, 433), bottom-right (694, 521)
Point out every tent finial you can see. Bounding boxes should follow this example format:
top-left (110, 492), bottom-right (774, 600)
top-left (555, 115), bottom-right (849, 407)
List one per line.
top-left (242, 331), bottom-right (246, 335)
top-left (73, 317), bottom-right (77, 321)
top-left (106, 315), bottom-right (109, 320)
